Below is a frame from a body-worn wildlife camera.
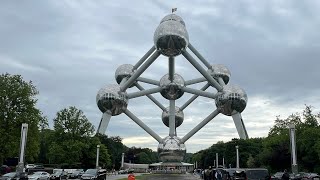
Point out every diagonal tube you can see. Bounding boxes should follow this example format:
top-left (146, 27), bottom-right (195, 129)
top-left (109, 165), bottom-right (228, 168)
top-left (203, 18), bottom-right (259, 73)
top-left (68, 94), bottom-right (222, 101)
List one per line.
top-left (185, 77), bottom-right (207, 86)
top-left (97, 112), bottom-right (112, 135)
top-left (169, 100), bottom-right (176, 137)
top-left (181, 109), bottom-right (220, 143)
top-left (218, 77), bottom-right (226, 86)
top-left (188, 43), bottom-right (212, 69)
top-left (137, 77), bottom-right (160, 86)
top-left (182, 50), bottom-right (223, 92)
top-left (180, 84), bottom-right (210, 111)
top-left (231, 113), bottom-right (249, 139)
top-left (127, 87), bottom-right (162, 99)
top-left (181, 86), bottom-right (218, 99)
top-left (124, 109), bottom-right (163, 143)
top-left (133, 46), bottom-right (156, 70)
top-left (135, 83), bottom-right (166, 111)
top-left (121, 51), bottom-right (161, 92)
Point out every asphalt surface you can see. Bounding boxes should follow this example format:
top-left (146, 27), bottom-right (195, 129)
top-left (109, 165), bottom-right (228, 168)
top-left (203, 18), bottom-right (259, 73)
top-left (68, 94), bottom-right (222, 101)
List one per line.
top-left (105, 173), bottom-right (201, 180)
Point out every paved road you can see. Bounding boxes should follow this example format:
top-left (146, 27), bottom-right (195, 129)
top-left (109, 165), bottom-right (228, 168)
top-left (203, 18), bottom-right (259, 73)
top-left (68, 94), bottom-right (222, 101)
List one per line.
top-left (105, 173), bottom-right (201, 180)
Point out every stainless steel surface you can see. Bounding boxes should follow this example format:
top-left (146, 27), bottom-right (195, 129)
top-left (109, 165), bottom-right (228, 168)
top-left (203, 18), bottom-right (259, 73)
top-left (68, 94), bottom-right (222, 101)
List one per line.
top-left (169, 100), bottom-right (176, 137)
top-left (169, 56), bottom-right (175, 81)
top-left (181, 86), bottom-right (218, 99)
top-left (160, 73), bottom-right (185, 100)
top-left (232, 113), bottom-right (249, 139)
top-left (215, 84), bottom-right (247, 116)
top-left (188, 43), bottom-right (211, 69)
top-left (136, 77), bottom-right (160, 86)
top-left (158, 136), bottom-right (186, 162)
top-left (207, 64), bottom-right (231, 85)
top-left (154, 14), bottom-right (189, 57)
top-left (135, 82), bottom-right (166, 111)
top-left (184, 77), bottom-right (207, 86)
top-left (180, 83), bottom-right (210, 111)
top-left (133, 46), bottom-right (156, 70)
top-left (120, 51), bottom-right (161, 92)
top-left (162, 106), bottom-right (184, 128)
top-left (181, 109), bottom-right (220, 143)
top-left (182, 50), bottom-right (223, 92)
top-left (97, 112), bottom-right (112, 134)
top-left (96, 84), bottom-right (128, 116)
top-left (124, 109), bottom-right (163, 143)
top-left (115, 64), bottom-right (134, 86)
top-left (127, 87), bottom-right (162, 99)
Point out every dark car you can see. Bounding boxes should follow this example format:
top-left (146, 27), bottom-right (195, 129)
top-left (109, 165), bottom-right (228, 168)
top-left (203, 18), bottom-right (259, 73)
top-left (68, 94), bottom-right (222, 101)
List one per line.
top-left (224, 168), bottom-right (238, 180)
top-left (0, 172), bottom-right (28, 180)
top-left (80, 169), bottom-right (106, 180)
top-left (50, 171), bottom-right (68, 180)
top-left (232, 168), bottom-right (270, 180)
top-left (68, 170), bottom-right (84, 179)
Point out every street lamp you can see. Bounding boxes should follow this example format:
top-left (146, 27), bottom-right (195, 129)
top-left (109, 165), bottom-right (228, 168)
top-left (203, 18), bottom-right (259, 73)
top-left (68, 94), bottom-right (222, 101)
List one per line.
top-left (289, 124), bottom-right (298, 174)
top-left (17, 123), bottom-right (28, 173)
top-left (236, 145), bottom-right (239, 168)
top-left (96, 145), bottom-right (100, 169)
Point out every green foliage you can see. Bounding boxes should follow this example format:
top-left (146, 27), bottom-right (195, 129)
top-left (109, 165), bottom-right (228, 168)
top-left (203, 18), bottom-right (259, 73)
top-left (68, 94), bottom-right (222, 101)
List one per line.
top-left (0, 73), bottom-right (44, 163)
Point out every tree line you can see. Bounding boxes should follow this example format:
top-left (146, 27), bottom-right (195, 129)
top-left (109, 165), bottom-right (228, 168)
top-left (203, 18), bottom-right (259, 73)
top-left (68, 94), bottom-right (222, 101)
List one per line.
top-left (191, 105), bottom-right (320, 173)
top-left (0, 73), bottom-right (158, 170)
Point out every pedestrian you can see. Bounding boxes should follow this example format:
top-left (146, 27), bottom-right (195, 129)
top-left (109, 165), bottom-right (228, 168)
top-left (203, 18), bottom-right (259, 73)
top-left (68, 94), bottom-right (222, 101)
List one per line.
top-left (281, 169), bottom-right (290, 180)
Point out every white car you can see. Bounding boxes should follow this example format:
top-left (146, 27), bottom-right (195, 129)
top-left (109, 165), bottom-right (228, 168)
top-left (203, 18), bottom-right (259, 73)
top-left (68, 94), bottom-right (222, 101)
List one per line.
top-left (28, 171), bottom-right (50, 180)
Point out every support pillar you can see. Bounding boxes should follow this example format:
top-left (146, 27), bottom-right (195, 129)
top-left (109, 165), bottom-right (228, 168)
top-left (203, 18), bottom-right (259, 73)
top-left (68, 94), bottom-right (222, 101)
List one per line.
top-left (236, 145), bottom-right (239, 168)
top-left (96, 145), bottom-right (100, 169)
top-left (289, 124), bottom-right (298, 174)
top-left (17, 123), bottom-right (28, 173)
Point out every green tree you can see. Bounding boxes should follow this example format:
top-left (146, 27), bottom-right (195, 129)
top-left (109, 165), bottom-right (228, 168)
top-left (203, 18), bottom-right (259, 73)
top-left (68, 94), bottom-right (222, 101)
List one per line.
top-left (0, 73), bottom-right (44, 163)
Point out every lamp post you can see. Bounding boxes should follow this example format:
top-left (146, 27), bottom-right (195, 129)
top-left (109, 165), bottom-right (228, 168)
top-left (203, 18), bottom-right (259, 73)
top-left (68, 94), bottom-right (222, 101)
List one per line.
top-left (96, 145), bottom-right (100, 169)
top-left (236, 145), bottom-right (239, 168)
top-left (17, 123), bottom-right (28, 173)
top-left (121, 153), bottom-right (125, 169)
top-left (289, 124), bottom-right (298, 174)
top-left (216, 153), bottom-right (219, 168)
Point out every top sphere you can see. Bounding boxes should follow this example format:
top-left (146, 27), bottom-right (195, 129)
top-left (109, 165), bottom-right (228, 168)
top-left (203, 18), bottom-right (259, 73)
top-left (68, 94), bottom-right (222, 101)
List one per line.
top-left (96, 84), bottom-right (128, 116)
top-left (154, 14), bottom-right (189, 57)
top-left (215, 84), bottom-right (247, 116)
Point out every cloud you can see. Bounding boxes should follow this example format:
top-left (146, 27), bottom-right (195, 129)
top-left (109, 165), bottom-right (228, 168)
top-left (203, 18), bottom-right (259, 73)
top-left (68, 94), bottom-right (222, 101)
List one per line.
top-left (1, 1), bottom-right (320, 153)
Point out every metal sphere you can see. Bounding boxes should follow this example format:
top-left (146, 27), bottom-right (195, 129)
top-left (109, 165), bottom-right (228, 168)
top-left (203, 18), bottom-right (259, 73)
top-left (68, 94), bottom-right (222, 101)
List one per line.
top-left (215, 84), bottom-right (247, 116)
top-left (115, 64), bottom-right (134, 87)
top-left (207, 64), bottom-right (231, 85)
top-left (96, 84), bottom-right (128, 116)
top-left (162, 106), bottom-right (184, 128)
top-left (160, 74), bottom-right (185, 100)
top-left (154, 14), bottom-right (189, 57)
top-left (157, 136), bottom-right (186, 162)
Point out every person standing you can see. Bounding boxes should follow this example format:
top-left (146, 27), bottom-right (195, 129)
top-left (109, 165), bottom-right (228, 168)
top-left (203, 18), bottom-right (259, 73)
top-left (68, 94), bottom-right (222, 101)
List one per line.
top-left (281, 169), bottom-right (290, 180)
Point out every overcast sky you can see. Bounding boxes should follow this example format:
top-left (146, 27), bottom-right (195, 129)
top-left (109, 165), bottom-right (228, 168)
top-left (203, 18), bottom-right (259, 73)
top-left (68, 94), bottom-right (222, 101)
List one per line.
top-left (1, 1), bottom-right (320, 153)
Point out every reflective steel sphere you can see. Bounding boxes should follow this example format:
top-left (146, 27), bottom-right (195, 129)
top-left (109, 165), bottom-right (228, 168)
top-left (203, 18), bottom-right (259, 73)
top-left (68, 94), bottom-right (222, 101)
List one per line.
top-left (154, 14), bottom-right (189, 57)
top-left (158, 136), bottom-right (186, 162)
top-left (207, 64), bottom-right (231, 85)
top-left (162, 106), bottom-right (184, 128)
top-left (96, 84), bottom-right (128, 116)
top-left (115, 64), bottom-right (134, 87)
top-left (215, 84), bottom-right (247, 116)
top-left (160, 74), bottom-right (185, 100)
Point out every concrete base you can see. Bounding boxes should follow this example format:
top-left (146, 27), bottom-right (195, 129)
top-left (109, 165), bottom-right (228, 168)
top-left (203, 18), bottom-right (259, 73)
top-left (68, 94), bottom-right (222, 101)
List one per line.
top-left (292, 165), bottom-right (298, 174)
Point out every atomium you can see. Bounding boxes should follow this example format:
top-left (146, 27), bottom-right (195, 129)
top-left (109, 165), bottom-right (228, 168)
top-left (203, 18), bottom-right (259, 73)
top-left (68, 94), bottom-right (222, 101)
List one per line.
top-left (154, 14), bottom-right (189, 57)
top-left (215, 84), bottom-right (248, 116)
top-left (157, 136), bottom-right (186, 162)
top-left (96, 12), bottom-right (249, 163)
top-left (160, 73), bottom-right (185, 100)
top-left (96, 84), bottom-right (128, 116)
top-left (162, 106), bottom-right (184, 128)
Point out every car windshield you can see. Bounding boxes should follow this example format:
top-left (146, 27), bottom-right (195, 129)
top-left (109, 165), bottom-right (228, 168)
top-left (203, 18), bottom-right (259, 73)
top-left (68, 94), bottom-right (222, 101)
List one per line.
top-left (3, 173), bottom-right (16, 177)
top-left (246, 170), bottom-right (269, 180)
top-left (33, 172), bottom-right (44, 175)
top-left (85, 169), bottom-right (97, 175)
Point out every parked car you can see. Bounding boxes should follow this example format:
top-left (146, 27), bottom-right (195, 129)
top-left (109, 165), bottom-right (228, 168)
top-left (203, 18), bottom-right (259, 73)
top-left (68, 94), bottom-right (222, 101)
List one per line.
top-left (272, 172), bottom-right (284, 180)
top-left (68, 170), bottom-right (84, 179)
top-left (28, 171), bottom-right (50, 180)
top-left (232, 168), bottom-right (270, 180)
top-left (301, 173), bottom-right (319, 180)
top-left (80, 169), bottom-right (106, 180)
top-left (0, 172), bottom-right (28, 180)
top-left (50, 170), bottom-right (68, 180)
